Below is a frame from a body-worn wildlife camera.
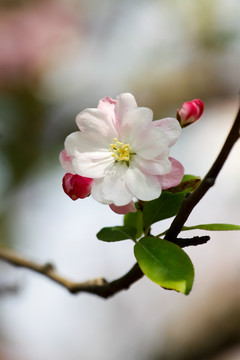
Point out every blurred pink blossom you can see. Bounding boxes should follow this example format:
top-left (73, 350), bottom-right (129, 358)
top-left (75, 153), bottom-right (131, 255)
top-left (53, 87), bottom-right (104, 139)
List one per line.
top-left (0, 1), bottom-right (81, 88)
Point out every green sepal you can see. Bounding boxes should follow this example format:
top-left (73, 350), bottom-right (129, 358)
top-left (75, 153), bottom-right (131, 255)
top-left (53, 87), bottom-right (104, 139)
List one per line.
top-left (134, 237), bottom-right (194, 295)
top-left (167, 174), bottom-right (201, 194)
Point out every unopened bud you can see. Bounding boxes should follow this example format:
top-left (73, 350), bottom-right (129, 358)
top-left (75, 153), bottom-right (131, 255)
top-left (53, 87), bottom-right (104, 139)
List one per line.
top-left (62, 173), bottom-right (93, 200)
top-left (177, 99), bottom-right (204, 128)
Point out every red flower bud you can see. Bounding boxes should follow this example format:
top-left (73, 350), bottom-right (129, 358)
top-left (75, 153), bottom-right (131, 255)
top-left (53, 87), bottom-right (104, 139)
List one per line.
top-left (62, 173), bottom-right (93, 200)
top-left (177, 99), bottom-right (204, 128)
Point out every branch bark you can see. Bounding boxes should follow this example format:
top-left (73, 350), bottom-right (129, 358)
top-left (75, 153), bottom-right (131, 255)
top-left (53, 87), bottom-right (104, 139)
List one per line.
top-left (0, 234), bottom-right (210, 298)
top-left (0, 105), bottom-right (239, 298)
top-left (0, 236), bottom-right (209, 298)
top-left (0, 246), bottom-right (143, 298)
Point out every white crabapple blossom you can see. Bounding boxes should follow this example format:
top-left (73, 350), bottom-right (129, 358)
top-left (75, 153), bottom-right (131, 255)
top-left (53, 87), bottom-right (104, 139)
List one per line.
top-left (60, 93), bottom-right (184, 213)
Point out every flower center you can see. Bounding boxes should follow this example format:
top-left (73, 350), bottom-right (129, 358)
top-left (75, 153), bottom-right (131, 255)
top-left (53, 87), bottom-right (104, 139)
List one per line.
top-left (109, 138), bottom-right (132, 162)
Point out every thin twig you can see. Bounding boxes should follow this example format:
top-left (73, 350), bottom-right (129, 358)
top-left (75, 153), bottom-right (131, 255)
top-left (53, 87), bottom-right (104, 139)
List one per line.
top-left (173, 236), bottom-right (210, 248)
top-left (0, 236), bottom-right (210, 298)
top-left (0, 246), bottom-right (143, 298)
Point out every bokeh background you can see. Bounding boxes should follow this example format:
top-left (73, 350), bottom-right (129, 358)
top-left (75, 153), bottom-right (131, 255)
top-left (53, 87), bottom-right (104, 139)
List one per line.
top-left (0, 0), bottom-right (240, 359)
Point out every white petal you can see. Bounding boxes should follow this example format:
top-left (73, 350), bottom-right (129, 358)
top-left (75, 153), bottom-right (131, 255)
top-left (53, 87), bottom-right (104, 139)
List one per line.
top-left (125, 164), bottom-right (161, 201)
top-left (97, 96), bottom-right (116, 123)
top-left (72, 152), bottom-right (114, 178)
top-left (65, 131), bottom-right (109, 156)
top-left (76, 108), bottom-right (117, 139)
top-left (134, 154), bottom-right (171, 175)
top-left (120, 107), bottom-right (153, 142)
top-left (64, 129), bottom-right (117, 179)
top-left (101, 163), bottom-right (133, 206)
top-left (91, 179), bottom-right (112, 204)
top-left (115, 93), bottom-right (137, 123)
top-left (153, 118), bottom-right (181, 147)
top-left (134, 127), bottom-right (169, 160)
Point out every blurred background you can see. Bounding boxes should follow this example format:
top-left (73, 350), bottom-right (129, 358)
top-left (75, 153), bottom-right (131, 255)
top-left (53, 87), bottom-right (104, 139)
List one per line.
top-left (0, 0), bottom-right (240, 359)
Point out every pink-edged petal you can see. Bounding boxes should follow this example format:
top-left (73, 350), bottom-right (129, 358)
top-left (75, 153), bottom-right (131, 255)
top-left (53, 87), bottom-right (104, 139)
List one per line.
top-left (101, 163), bottom-right (133, 206)
top-left (153, 117), bottom-right (181, 147)
top-left (133, 127), bottom-right (169, 160)
top-left (59, 149), bottom-right (75, 173)
top-left (120, 107), bottom-right (153, 142)
top-left (91, 178), bottom-right (112, 204)
top-left (134, 154), bottom-right (171, 175)
top-left (109, 201), bottom-right (136, 215)
top-left (115, 93), bottom-right (137, 124)
top-left (72, 152), bottom-right (114, 178)
top-left (76, 108), bottom-right (117, 139)
top-left (97, 96), bottom-right (117, 128)
top-left (157, 157), bottom-right (184, 190)
top-left (125, 163), bottom-right (161, 201)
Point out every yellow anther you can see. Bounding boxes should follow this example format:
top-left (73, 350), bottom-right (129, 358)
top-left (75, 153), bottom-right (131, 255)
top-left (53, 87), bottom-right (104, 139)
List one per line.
top-left (109, 138), bottom-right (132, 162)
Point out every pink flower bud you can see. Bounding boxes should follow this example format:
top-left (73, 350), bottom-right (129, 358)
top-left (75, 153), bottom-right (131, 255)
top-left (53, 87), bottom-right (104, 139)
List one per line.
top-left (62, 173), bottom-right (93, 200)
top-left (177, 99), bottom-right (204, 128)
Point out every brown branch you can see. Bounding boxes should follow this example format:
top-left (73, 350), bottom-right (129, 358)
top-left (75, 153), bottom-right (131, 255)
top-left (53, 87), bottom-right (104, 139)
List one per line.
top-left (0, 236), bottom-right (209, 298)
top-left (173, 235), bottom-right (210, 248)
top-left (165, 105), bottom-right (240, 241)
top-left (0, 246), bottom-right (143, 298)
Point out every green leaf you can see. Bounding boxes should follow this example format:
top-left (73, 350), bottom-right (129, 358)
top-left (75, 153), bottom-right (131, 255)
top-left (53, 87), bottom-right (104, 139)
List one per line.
top-left (97, 226), bottom-right (137, 242)
top-left (134, 237), bottom-right (194, 294)
top-left (142, 174), bottom-right (202, 229)
top-left (143, 191), bottom-right (186, 229)
top-left (182, 223), bottom-right (240, 232)
top-left (167, 174), bottom-right (201, 194)
top-left (124, 210), bottom-right (143, 239)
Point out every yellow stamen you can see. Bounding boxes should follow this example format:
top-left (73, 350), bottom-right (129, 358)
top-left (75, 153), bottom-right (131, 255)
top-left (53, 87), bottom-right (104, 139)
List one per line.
top-left (109, 138), bottom-right (132, 162)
